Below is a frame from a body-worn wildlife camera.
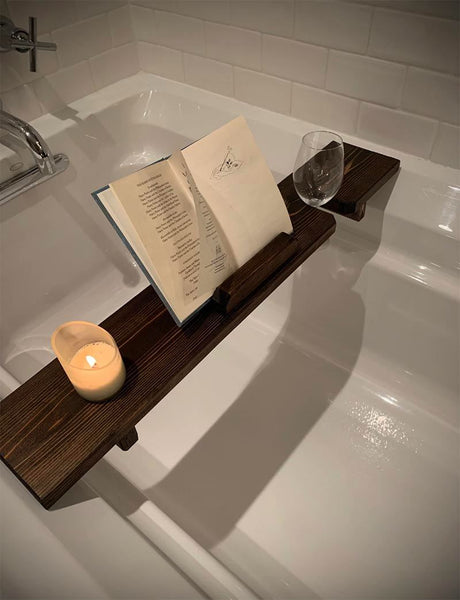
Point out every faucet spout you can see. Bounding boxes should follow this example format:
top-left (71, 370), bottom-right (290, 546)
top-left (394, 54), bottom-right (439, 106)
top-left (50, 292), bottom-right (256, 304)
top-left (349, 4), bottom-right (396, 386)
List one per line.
top-left (0, 109), bottom-right (56, 175)
top-left (0, 107), bottom-right (69, 205)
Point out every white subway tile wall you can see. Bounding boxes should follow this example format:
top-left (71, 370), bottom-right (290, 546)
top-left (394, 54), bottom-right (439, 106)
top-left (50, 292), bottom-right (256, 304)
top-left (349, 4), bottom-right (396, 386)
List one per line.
top-left (430, 122), bottom-right (460, 169)
top-left (90, 42), bottom-right (139, 88)
top-left (175, 1), bottom-right (230, 24)
top-left (262, 35), bottom-right (328, 88)
top-left (367, 0), bottom-right (459, 20)
top-left (292, 83), bottom-right (360, 134)
top-left (7, 1), bottom-right (78, 35)
top-left (402, 67), bottom-right (459, 125)
top-left (155, 11), bottom-right (205, 54)
top-left (357, 102), bottom-right (438, 157)
top-left (109, 5), bottom-right (135, 46)
top-left (294, 1), bottom-right (373, 54)
top-left (0, 0), bottom-right (458, 168)
top-left (205, 22), bottom-right (262, 70)
top-left (234, 67), bottom-right (291, 114)
top-left (51, 14), bottom-right (113, 68)
top-left (227, 1), bottom-right (294, 38)
top-left (184, 53), bottom-right (234, 96)
top-left (75, 1), bottom-right (125, 21)
top-left (138, 41), bottom-right (184, 80)
top-left (368, 8), bottom-right (459, 74)
top-left (131, 4), bottom-right (157, 42)
top-left (325, 51), bottom-right (406, 108)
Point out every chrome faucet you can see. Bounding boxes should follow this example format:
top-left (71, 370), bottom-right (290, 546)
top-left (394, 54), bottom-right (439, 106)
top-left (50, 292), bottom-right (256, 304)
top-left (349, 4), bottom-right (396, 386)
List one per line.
top-left (1, 108), bottom-right (56, 175)
top-left (0, 15), bottom-right (56, 72)
top-left (0, 105), bottom-right (69, 205)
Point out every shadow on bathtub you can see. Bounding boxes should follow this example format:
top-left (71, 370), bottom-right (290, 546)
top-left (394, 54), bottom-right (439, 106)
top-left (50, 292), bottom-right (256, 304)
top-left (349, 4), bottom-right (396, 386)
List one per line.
top-left (77, 237), bottom-right (372, 599)
top-left (145, 234), bottom-right (369, 548)
top-left (140, 175), bottom-right (397, 556)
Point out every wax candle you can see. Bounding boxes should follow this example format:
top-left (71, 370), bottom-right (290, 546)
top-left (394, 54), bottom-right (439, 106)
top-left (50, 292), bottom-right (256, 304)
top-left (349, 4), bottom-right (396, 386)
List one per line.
top-left (51, 321), bottom-right (126, 402)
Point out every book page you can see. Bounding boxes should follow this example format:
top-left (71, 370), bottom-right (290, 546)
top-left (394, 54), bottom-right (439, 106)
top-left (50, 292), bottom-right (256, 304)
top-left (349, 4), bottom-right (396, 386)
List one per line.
top-left (181, 116), bottom-right (293, 267)
top-left (168, 151), bottom-right (237, 297)
top-left (96, 185), bottom-right (167, 293)
top-left (109, 159), bottom-right (215, 323)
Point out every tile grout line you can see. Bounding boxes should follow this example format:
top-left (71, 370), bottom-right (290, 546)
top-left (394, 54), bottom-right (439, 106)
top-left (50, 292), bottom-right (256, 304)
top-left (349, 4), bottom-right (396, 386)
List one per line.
top-left (365, 6), bottom-right (375, 56)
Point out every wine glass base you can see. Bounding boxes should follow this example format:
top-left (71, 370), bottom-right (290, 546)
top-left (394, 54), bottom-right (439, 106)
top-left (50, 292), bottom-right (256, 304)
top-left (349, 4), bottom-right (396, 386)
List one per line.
top-left (300, 198), bottom-right (331, 208)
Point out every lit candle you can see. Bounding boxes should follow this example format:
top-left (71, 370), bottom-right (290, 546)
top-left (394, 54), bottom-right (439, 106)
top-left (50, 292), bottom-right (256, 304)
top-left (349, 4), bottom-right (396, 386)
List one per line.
top-left (51, 321), bottom-right (126, 402)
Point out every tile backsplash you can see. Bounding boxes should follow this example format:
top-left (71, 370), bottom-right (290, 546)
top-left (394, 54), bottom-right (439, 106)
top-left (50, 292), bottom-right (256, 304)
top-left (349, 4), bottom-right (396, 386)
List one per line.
top-left (1, 0), bottom-right (459, 168)
top-left (0, 0), bottom-right (138, 118)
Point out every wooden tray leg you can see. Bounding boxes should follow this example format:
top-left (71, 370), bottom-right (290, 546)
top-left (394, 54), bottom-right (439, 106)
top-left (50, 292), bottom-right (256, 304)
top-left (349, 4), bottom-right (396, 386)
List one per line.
top-left (117, 427), bottom-right (138, 451)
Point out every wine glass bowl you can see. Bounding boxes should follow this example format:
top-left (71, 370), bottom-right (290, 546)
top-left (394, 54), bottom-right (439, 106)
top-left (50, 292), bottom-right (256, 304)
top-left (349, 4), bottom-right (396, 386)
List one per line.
top-left (293, 131), bottom-right (344, 208)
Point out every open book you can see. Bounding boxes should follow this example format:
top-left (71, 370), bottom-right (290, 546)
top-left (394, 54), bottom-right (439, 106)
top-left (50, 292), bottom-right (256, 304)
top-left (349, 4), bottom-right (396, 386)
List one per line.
top-left (92, 116), bottom-right (293, 325)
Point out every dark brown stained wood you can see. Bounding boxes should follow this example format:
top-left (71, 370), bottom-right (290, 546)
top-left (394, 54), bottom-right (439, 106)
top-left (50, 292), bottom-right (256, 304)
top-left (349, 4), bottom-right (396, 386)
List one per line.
top-left (0, 194), bottom-right (335, 509)
top-left (213, 232), bottom-right (299, 313)
top-left (282, 142), bottom-right (400, 221)
top-left (116, 427), bottom-right (139, 451)
top-left (0, 142), bottom-right (398, 508)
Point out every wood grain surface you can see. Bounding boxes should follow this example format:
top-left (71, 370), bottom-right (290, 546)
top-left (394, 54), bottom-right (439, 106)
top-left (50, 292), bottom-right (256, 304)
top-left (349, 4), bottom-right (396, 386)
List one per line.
top-left (213, 232), bottom-right (299, 313)
top-left (0, 142), bottom-right (399, 508)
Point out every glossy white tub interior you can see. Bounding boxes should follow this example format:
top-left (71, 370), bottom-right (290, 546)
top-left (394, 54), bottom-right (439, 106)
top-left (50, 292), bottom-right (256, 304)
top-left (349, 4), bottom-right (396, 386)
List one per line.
top-left (1, 73), bottom-right (458, 599)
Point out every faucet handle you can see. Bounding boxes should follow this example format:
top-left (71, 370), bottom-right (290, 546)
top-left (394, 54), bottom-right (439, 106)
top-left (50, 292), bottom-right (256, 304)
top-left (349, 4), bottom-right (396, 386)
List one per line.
top-left (29, 16), bottom-right (36, 72)
top-left (28, 17), bottom-right (57, 72)
top-left (0, 14), bottom-right (56, 72)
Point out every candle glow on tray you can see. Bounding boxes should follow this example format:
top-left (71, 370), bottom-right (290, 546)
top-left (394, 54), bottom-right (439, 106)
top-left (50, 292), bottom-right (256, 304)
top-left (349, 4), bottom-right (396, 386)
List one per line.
top-left (51, 322), bottom-right (126, 402)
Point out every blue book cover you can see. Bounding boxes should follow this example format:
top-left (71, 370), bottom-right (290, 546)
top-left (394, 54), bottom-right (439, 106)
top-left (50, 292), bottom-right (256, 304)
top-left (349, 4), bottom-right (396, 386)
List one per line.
top-left (91, 178), bottom-right (207, 327)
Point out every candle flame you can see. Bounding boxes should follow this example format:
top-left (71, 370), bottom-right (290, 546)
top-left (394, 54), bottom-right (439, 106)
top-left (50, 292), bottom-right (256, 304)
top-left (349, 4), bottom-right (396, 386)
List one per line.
top-left (86, 355), bottom-right (97, 368)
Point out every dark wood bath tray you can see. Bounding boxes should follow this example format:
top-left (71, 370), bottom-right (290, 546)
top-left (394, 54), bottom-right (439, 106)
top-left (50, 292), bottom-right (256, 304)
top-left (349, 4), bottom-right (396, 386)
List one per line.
top-left (0, 143), bottom-right (399, 509)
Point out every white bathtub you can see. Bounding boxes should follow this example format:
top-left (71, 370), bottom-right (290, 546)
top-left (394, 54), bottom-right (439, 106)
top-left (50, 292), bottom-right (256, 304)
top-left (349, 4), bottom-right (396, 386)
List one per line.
top-left (1, 73), bottom-right (458, 599)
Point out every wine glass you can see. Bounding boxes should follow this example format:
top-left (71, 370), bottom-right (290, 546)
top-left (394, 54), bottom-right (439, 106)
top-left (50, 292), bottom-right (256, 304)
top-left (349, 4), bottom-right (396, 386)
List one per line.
top-left (293, 131), bottom-right (344, 208)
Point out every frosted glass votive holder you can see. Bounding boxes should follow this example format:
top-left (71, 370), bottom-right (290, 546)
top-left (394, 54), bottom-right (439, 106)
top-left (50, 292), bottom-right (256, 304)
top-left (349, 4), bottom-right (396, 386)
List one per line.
top-left (51, 321), bottom-right (126, 402)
